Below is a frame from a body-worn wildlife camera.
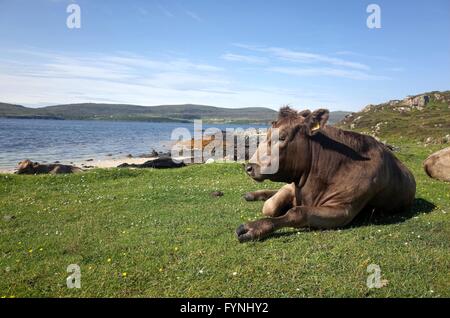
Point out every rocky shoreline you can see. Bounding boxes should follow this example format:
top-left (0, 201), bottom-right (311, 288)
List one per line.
top-left (1, 129), bottom-right (265, 174)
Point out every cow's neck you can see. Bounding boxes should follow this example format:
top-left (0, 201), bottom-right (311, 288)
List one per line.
top-left (293, 137), bottom-right (313, 188)
top-left (303, 128), bottom-right (363, 186)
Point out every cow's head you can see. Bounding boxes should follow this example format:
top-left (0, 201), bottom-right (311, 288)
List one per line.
top-left (245, 107), bottom-right (329, 183)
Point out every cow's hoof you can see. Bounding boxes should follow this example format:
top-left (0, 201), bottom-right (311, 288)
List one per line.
top-left (236, 224), bottom-right (252, 243)
top-left (243, 193), bottom-right (255, 201)
top-left (236, 219), bottom-right (275, 243)
top-left (236, 224), bottom-right (261, 243)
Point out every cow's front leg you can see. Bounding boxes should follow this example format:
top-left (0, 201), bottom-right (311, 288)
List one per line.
top-left (236, 205), bottom-right (358, 243)
top-left (236, 218), bottom-right (275, 243)
top-left (262, 183), bottom-right (296, 217)
top-left (244, 189), bottom-right (278, 201)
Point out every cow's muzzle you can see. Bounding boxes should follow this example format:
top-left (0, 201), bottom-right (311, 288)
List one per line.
top-left (245, 163), bottom-right (263, 181)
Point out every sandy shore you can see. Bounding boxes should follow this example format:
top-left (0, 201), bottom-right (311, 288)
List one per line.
top-left (73, 157), bottom-right (156, 169)
top-left (0, 155), bottom-right (195, 174)
top-left (0, 156), bottom-right (156, 174)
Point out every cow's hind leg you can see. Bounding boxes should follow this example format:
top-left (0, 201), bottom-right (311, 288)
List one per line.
top-left (236, 205), bottom-right (360, 243)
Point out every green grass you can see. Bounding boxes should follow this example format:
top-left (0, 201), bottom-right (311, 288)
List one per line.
top-left (0, 142), bottom-right (449, 298)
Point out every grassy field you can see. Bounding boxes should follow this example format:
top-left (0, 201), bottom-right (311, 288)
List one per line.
top-left (0, 142), bottom-right (449, 298)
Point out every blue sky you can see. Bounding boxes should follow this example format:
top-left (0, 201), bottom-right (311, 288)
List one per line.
top-left (0, 0), bottom-right (449, 111)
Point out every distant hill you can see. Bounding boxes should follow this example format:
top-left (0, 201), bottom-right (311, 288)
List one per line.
top-left (0, 102), bottom-right (350, 124)
top-left (337, 91), bottom-right (450, 144)
top-left (0, 102), bottom-right (64, 119)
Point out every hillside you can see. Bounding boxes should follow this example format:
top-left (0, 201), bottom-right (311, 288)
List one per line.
top-left (0, 103), bottom-right (61, 120)
top-left (0, 103), bottom-right (277, 124)
top-left (337, 91), bottom-right (450, 144)
top-left (0, 102), bottom-right (349, 124)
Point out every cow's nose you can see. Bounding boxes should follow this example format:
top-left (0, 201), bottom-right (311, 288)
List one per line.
top-left (245, 164), bottom-right (253, 174)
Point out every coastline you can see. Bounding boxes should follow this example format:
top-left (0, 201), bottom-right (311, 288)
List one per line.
top-left (0, 154), bottom-right (199, 174)
top-left (0, 118), bottom-right (267, 174)
top-left (0, 155), bottom-right (159, 174)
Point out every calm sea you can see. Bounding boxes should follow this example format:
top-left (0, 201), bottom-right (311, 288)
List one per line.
top-left (0, 118), bottom-right (266, 170)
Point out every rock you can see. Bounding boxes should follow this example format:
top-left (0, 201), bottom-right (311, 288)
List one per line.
top-left (107, 154), bottom-right (113, 157)
top-left (443, 134), bottom-right (450, 144)
top-left (15, 160), bottom-right (83, 175)
top-left (373, 122), bottom-right (385, 134)
top-left (86, 158), bottom-right (94, 162)
top-left (126, 154), bottom-right (133, 158)
top-left (388, 100), bottom-right (400, 106)
top-left (210, 191), bottom-right (224, 197)
top-left (118, 157), bottom-right (185, 169)
top-left (403, 94), bottom-right (430, 108)
top-left (159, 151), bottom-right (172, 157)
top-left (362, 105), bottom-right (374, 112)
top-left (3, 215), bottom-right (16, 222)
top-left (205, 158), bottom-right (215, 164)
top-left (150, 150), bottom-right (159, 157)
top-left (137, 150), bottom-right (167, 158)
top-left (423, 147), bottom-right (450, 182)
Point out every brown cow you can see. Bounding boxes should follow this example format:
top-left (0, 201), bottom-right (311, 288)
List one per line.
top-left (236, 107), bottom-right (416, 242)
top-left (15, 159), bottom-right (82, 175)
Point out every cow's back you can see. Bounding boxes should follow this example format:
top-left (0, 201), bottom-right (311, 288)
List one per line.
top-left (367, 142), bottom-right (416, 213)
top-left (305, 127), bottom-right (416, 213)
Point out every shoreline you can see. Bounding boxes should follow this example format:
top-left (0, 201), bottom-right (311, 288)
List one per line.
top-left (0, 155), bottom-right (161, 174)
top-left (0, 154), bottom-right (211, 174)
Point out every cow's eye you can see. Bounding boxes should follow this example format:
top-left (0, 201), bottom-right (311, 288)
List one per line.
top-left (279, 135), bottom-right (287, 141)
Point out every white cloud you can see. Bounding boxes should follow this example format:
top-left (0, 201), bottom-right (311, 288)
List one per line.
top-left (267, 47), bottom-right (370, 71)
top-left (1, 47), bottom-right (384, 110)
top-left (232, 43), bottom-right (392, 81)
top-left (334, 51), bottom-right (394, 63)
top-left (388, 67), bottom-right (404, 72)
top-left (102, 55), bottom-right (224, 72)
top-left (0, 71), bottom-right (339, 109)
top-left (185, 10), bottom-right (202, 22)
top-left (0, 49), bottom-right (345, 109)
top-left (268, 66), bottom-right (390, 80)
top-left (221, 53), bottom-right (268, 64)
top-left (234, 43), bottom-right (370, 71)
top-left (157, 5), bottom-right (174, 18)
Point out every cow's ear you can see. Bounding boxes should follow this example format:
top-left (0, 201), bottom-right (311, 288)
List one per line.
top-left (305, 109), bottom-right (329, 135)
